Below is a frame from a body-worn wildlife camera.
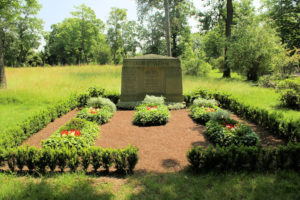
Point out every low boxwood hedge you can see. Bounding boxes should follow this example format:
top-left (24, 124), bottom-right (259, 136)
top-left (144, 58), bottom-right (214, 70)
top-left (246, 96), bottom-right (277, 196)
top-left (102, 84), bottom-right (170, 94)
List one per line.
top-left (42, 118), bottom-right (100, 149)
top-left (187, 143), bottom-right (300, 171)
top-left (133, 103), bottom-right (170, 126)
top-left (0, 145), bottom-right (139, 174)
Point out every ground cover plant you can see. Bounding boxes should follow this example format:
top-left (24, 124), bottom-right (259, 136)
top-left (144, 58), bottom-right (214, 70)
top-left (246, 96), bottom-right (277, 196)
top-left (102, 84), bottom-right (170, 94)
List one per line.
top-left (42, 118), bottom-right (100, 149)
top-left (77, 97), bottom-right (116, 125)
top-left (132, 103), bottom-right (170, 126)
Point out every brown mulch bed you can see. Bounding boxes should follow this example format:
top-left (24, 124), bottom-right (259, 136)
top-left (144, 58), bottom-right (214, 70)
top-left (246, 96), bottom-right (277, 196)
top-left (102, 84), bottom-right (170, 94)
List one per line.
top-left (21, 109), bottom-right (284, 173)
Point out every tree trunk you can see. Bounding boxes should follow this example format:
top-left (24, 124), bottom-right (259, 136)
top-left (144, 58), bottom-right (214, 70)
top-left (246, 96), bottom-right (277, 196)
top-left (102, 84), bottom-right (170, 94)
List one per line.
top-left (164, 0), bottom-right (172, 57)
top-left (223, 0), bottom-right (233, 78)
top-left (0, 30), bottom-right (7, 89)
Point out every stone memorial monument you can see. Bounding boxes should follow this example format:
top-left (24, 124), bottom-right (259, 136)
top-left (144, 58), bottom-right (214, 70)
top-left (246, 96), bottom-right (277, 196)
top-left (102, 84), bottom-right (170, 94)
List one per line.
top-left (118, 54), bottom-right (184, 106)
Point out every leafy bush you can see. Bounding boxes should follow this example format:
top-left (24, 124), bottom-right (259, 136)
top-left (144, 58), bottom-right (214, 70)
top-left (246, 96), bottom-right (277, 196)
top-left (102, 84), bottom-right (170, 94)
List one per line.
top-left (183, 57), bottom-right (212, 76)
top-left (166, 102), bottom-right (186, 110)
top-left (87, 97), bottom-right (116, 113)
top-left (258, 74), bottom-right (287, 88)
top-left (189, 105), bottom-right (224, 124)
top-left (42, 118), bottom-right (100, 149)
top-left (88, 87), bottom-right (105, 97)
top-left (193, 97), bottom-right (219, 107)
top-left (276, 79), bottom-right (300, 109)
top-left (142, 95), bottom-right (165, 105)
top-left (133, 104), bottom-right (170, 126)
top-left (187, 143), bottom-right (300, 171)
top-left (205, 120), bottom-right (260, 146)
top-left (77, 107), bottom-right (114, 125)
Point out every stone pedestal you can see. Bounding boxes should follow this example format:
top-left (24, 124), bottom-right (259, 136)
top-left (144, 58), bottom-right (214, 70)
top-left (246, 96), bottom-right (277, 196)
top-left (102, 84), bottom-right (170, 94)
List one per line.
top-left (119, 54), bottom-right (184, 103)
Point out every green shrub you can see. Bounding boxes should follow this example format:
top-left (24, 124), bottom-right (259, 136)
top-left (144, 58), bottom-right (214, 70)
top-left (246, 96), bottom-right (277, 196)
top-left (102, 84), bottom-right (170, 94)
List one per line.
top-left (114, 149), bottom-right (127, 173)
top-left (88, 87), bottom-right (105, 97)
top-left (67, 147), bottom-right (80, 172)
top-left (187, 143), bottom-right (300, 171)
top-left (193, 97), bottom-right (219, 107)
top-left (81, 148), bottom-right (91, 172)
top-left (47, 148), bottom-right (58, 172)
top-left (87, 97), bottom-right (116, 112)
top-left (90, 146), bottom-right (102, 172)
top-left (0, 148), bottom-right (5, 167)
top-left (125, 145), bottom-right (139, 174)
top-left (142, 95), bottom-right (165, 105)
top-left (25, 146), bottom-right (38, 172)
top-left (36, 148), bottom-right (49, 173)
top-left (77, 107), bottom-right (114, 125)
top-left (56, 147), bottom-right (68, 172)
top-left (133, 104), bottom-right (170, 126)
top-left (276, 79), bottom-right (300, 109)
top-left (42, 118), bottom-right (100, 149)
top-left (102, 148), bottom-right (113, 172)
top-left (205, 120), bottom-right (260, 146)
top-left (5, 148), bottom-right (16, 172)
top-left (189, 105), bottom-right (225, 124)
top-left (166, 102), bottom-right (186, 110)
top-left (15, 146), bottom-right (26, 171)
top-left (183, 57), bottom-right (212, 76)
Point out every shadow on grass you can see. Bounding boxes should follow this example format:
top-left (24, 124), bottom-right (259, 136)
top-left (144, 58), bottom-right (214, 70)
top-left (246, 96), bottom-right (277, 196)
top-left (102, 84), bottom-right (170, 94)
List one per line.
top-left (126, 167), bottom-right (300, 200)
top-left (1, 168), bottom-right (300, 200)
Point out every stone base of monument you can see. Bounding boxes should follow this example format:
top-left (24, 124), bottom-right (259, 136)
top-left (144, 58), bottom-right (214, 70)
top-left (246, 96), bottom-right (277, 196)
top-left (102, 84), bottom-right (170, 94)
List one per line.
top-left (117, 101), bottom-right (186, 110)
top-left (119, 54), bottom-right (184, 107)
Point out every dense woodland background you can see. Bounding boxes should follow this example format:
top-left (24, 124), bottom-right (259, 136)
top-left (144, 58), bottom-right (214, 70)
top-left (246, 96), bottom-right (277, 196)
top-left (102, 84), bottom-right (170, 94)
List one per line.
top-left (0, 0), bottom-right (299, 82)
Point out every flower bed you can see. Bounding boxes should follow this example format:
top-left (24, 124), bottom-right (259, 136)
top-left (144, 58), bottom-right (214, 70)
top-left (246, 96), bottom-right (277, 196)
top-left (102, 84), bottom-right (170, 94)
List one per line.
top-left (205, 119), bottom-right (260, 146)
top-left (77, 106), bottom-right (114, 125)
top-left (189, 105), bottom-right (223, 124)
top-left (133, 103), bottom-right (170, 126)
top-left (42, 118), bottom-right (100, 149)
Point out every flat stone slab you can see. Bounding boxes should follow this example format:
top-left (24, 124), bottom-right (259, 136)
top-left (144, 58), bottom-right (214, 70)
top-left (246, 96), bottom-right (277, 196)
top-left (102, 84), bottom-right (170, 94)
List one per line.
top-left (120, 54), bottom-right (184, 103)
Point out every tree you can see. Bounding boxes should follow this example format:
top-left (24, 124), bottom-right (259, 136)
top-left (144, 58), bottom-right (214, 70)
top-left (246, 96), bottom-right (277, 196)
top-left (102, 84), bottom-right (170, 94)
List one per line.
top-left (136, 0), bottom-right (194, 57)
top-left (164, 0), bottom-right (171, 56)
top-left (223, 0), bottom-right (233, 78)
top-left (15, 0), bottom-right (43, 66)
top-left (122, 21), bottom-right (141, 57)
top-left (0, 0), bottom-right (21, 88)
top-left (71, 4), bottom-right (105, 64)
top-left (262, 0), bottom-right (300, 49)
top-left (228, 18), bottom-right (284, 81)
top-left (45, 4), bottom-right (108, 65)
top-left (107, 8), bottom-right (127, 64)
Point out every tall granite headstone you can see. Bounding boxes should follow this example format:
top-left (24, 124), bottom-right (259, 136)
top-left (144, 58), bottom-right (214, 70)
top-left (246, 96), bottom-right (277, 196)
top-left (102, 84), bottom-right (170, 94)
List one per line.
top-left (119, 54), bottom-right (184, 104)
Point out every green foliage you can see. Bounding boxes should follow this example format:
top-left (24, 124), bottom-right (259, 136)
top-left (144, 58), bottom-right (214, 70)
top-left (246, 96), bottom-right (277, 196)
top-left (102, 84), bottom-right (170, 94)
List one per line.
top-left (133, 104), bottom-right (170, 126)
top-left (205, 120), bottom-right (260, 146)
top-left (187, 88), bottom-right (300, 142)
top-left (166, 102), bottom-right (186, 110)
top-left (45, 4), bottom-right (109, 65)
top-left (90, 146), bottom-right (102, 172)
top-left (193, 97), bottom-right (219, 107)
top-left (77, 107), bottom-right (114, 125)
top-left (67, 147), bottom-right (80, 172)
top-left (228, 18), bottom-right (285, 81)
top-left (187, 142), bottom-right (300, 171)
top-left (276, 79), bottom-right (300, 109)
top-left (87, 97), bottom-right (116, 112)
top-left (81, 148), bottom-right (91, 172)
top-left (42, 118), bottom-right (100, 149)
top-left (142, 95), bottom-right (165, 105)
top-left (102, 148), bottom-right (114, 172)
top-left (189, 105), bottom-right (223, 124)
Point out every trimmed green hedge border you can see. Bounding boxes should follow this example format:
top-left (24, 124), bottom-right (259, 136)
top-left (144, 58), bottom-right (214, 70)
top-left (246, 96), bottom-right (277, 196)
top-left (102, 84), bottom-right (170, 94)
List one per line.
top-left (185, 88), bottom-right (300, 142)
top-left (0, 145), bottom-right (138, 174)
top-left (187, 143), bottom-right (300, 171)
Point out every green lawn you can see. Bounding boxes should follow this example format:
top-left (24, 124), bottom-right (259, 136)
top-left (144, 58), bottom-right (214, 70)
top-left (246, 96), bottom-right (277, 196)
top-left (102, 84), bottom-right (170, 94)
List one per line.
top-left (0, 170), bottom-right (299, 200)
